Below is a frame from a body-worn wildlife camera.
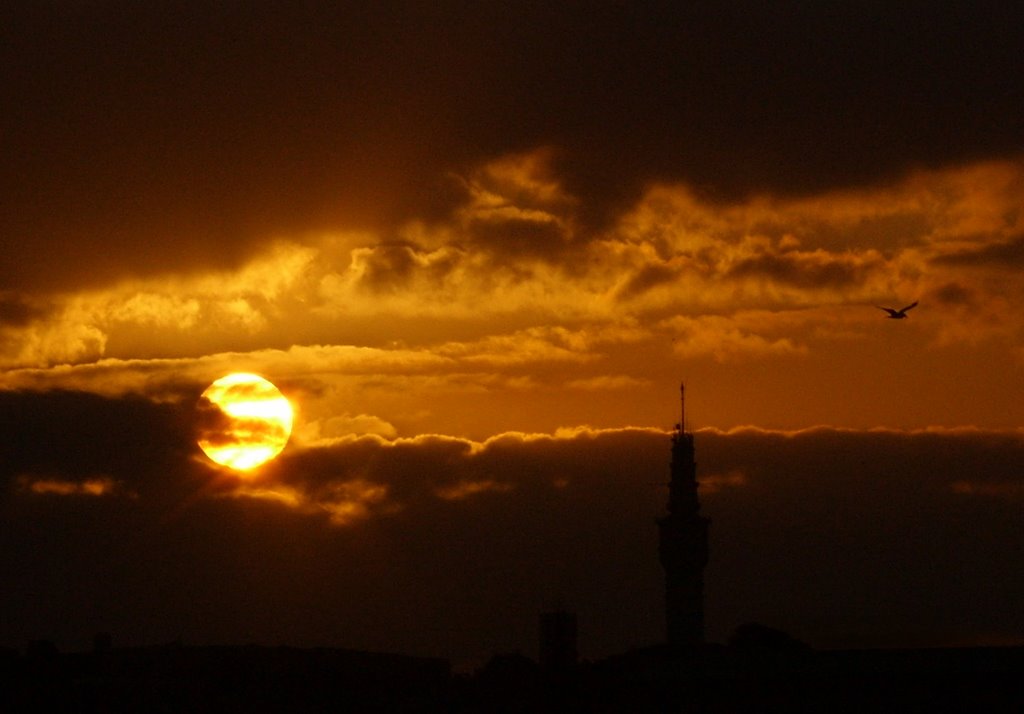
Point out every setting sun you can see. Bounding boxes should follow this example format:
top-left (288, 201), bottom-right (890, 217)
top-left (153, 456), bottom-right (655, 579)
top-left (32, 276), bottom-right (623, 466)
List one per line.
top-left (197, 373), bottom-right (294, 471)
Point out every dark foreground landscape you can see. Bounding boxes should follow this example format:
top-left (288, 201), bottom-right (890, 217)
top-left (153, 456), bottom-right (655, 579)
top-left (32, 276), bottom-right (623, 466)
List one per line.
top-left (5, 636), bottom-right (1023, 713)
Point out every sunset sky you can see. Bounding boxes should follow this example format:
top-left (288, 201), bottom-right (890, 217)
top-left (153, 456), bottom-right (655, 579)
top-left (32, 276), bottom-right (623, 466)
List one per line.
top-left (2, 2), bottom-right (1023, 667)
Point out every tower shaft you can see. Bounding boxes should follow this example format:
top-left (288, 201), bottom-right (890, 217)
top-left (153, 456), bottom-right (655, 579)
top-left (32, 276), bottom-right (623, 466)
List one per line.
top-left (657, 384), bottom-right (709, 646)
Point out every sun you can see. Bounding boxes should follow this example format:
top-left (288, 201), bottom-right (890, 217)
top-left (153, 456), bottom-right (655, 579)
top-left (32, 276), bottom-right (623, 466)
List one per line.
top-left (197, 373), bottom-right (294, 471)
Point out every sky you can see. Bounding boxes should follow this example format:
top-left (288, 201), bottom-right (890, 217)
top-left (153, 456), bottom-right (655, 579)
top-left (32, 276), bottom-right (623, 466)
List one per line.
top-left (2, 2), bottom-right (1023, 667)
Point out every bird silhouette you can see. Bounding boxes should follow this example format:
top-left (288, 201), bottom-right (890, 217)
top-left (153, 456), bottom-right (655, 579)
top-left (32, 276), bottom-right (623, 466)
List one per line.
top-left (876, 301), bottom-right (918, 319)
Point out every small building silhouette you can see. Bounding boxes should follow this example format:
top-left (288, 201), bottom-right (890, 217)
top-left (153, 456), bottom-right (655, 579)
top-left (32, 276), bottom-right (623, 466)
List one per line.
top-left (539, 609), bottom-right (578, 670)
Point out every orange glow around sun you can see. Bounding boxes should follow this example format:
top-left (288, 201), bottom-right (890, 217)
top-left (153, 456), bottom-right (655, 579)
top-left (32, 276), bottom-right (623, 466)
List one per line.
top-left (197, 373), bottom-right (294, 471)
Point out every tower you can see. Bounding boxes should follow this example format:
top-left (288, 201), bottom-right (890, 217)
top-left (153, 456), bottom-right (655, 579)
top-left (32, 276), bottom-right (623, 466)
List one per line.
top-left (657, 383), bottom-right (710, 646)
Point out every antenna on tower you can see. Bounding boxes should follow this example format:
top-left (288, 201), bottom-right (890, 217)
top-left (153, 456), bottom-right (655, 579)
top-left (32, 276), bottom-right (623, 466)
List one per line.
top-left (680, 381), bottom-right (686, 433)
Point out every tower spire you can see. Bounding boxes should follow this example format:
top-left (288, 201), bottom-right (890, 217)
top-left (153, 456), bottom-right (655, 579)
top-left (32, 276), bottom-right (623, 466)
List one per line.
top-left (680, 382), bottom-right (685, 433)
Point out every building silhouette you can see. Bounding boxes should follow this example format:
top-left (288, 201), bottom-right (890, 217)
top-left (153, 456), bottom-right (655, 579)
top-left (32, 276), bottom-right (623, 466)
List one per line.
top-left (657, 383), bottom-right (710, 646)
top-left (538, 609), bottom-right (578, 671)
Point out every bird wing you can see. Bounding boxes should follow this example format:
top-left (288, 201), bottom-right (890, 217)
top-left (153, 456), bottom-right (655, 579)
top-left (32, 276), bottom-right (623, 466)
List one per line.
top-left (876, 306), bottom-right (897, 316)
top-left (900, 301), bottom-right (919, 313)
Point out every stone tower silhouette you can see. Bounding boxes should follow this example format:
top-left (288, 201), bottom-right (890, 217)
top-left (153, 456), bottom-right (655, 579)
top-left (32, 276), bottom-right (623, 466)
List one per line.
top-left (657, 383), bottom-right (710, 646)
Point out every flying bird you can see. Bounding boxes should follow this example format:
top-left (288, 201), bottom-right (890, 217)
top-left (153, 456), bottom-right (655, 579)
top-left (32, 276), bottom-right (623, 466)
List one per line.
top-left (876, 301), bottom-right (918, 319)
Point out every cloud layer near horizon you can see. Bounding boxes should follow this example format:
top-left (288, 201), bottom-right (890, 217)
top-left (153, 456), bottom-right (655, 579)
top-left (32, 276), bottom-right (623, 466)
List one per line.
top-left (3, 388), bottom-right (1022, 663)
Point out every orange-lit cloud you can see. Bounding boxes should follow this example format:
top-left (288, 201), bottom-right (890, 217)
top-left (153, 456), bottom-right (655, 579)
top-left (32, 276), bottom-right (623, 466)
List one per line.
top-left (4, 161), bottom-right (1021, 353)
top-left (2, 158), bottom-right (1024, 433)
top-left (224, 478), bottom-right (391, 526)
top-left (949, 480), bottom-right (1024, 499)
top-left (663, 314), bottom-right (808, 363)
top-left (565, 375), bottom-right (651, 391)
top-left (435, 479), bottom-right (515, 501)
top-left (697, 470), bottom-right (748, 493)
top-left (294, 413), bottom-right (399, 446)
top-left (19, 475), bottom-right (121, 497)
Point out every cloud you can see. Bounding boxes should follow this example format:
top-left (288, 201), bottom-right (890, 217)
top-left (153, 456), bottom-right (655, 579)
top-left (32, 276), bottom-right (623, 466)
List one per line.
top-left (565, 375), bottom-right (651, 391)
top-left (0, 344), bottom-right (455, 399)
top-left (435, 479), bottom-right (514, 501)
top-left (0, 292), bottom-right (44, 327)
top-left (4, 4), bottom-right (1022, 294)
top-left (2, 319), bottom-right (108, 369)
top-left (614, 263), bottom-right (682, 302)
top-left (726, 246), bottom-right (883, 290)
top-left (931, 282), bottom-right (976, 307)
top-left (0, 390), bottom-right (193, 490)
top-left (295, 414), bottom-right (398, 446)
top-left (663, 314), bottom-right (807, 363)
top-left (18, 475), bottom-right (122, 498)
top-left (949, 480), bottom-right (1024, 499)
top-left (347, 242), bottom-right (465, 294)
top-left (224, 478), bottom-right (392, 526)
top-left (2, 159), bottom-right (1022, 374)
top-left (453, 150), bottom-right (577, 262)
top-left (2, 387), bottom-right (1024, 660)
top-left (0, 240), bottom-right (320, 368)
top-left (932, 235), bottom-right (1024, 268)
top-left (435, 327), bottom-right (599, 367)
top-left (698, 469), bottom-right (747, 494)
top-left (3, 159), bottom-right (1024, 438)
